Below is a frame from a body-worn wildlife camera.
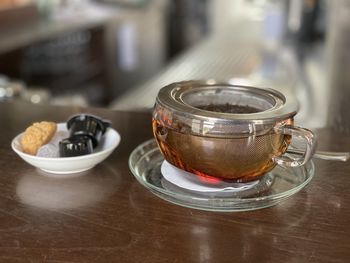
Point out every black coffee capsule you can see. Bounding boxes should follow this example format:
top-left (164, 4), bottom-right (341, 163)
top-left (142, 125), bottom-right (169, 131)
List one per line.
top-left (67, 114), bottom-right (111, 148)
top-left (59, 135), bottom-right (93, 157)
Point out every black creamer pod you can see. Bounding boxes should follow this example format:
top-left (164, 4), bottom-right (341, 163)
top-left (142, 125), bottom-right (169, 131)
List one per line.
top-left (67, 114), bottom-right (111, 148)
top-left (59, 135), bottom-right (93, 157)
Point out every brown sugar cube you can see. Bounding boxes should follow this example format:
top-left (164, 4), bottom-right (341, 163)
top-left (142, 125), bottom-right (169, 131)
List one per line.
top-left (33, 122), bottom-right (57, 144)
top-left (20, 121), bottom-right (57, 155)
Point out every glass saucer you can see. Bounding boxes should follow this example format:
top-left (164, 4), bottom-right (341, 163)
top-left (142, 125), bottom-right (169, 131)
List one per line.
top-left (129, 139), bottom-right (315, 212)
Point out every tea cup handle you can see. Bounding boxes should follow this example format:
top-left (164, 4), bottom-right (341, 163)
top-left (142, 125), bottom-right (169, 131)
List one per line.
top-left (273, 125), bottom-right (317, 167)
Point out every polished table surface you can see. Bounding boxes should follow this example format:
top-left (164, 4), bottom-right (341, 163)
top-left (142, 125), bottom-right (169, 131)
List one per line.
top-left (1, 101), bottom-right (350, 262)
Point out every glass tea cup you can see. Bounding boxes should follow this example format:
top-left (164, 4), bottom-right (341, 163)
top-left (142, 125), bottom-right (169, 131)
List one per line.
top-left (152, 81), bottom-right (317, 182)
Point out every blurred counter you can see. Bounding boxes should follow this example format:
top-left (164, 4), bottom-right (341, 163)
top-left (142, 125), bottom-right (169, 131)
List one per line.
top-left (0, 3), bottom-right (121, 54)
top-left (110, 20), bottom-right (311, 123)
top-left (0, 0), bottom-right (167, 106)
top-left (110, 1), bottom-right (350, 134)
top-left (110, 21), bottom-right (279, 109)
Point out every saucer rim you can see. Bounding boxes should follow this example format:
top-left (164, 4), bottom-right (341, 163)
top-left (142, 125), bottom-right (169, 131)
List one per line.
top-left (129, 139), bottom-right (315, 211)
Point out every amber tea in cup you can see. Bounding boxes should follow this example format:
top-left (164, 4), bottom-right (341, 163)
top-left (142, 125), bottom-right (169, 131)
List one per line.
top-left (152, 81), bottom-right (316, 182)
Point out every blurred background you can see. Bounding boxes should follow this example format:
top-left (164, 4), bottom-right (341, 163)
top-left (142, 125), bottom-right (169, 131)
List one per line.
top-left (0, 0), bottom-right (349, 132)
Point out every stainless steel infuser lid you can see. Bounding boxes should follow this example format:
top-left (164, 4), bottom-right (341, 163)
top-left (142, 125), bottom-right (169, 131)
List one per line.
top-left (156, 80), bottom-right (299, 125)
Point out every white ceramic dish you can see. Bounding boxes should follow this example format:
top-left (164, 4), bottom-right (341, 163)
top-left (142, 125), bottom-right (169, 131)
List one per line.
top-left (11, 123), bottom-right (121, 176)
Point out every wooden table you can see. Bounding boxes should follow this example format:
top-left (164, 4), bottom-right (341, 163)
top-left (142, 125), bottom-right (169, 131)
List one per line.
top-left (1, 101), bottom-right (349, 262)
